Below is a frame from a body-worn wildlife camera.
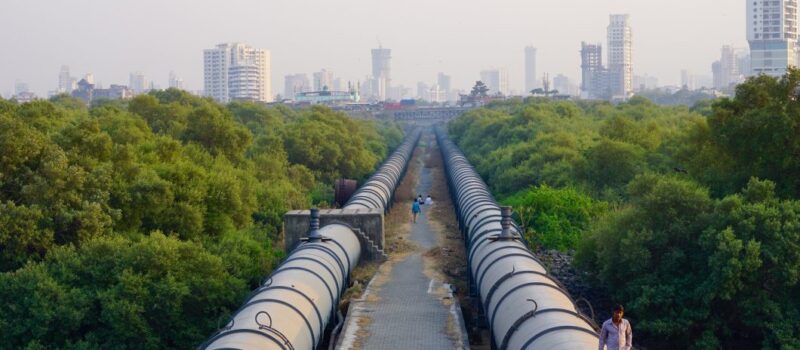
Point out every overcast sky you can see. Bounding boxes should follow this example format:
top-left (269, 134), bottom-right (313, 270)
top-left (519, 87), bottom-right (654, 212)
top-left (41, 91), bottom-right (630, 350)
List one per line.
top-left (1, 0), bottom-right (745, 97)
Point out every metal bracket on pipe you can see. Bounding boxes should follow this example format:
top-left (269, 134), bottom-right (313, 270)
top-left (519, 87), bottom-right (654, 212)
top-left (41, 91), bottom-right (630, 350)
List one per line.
top-left (255, 311), bottom-right (296, 350)
top-left (575, 297), bottom-right (597, 327)
top-left (498, 299), bottom-right (538, 350)
top-left (488, 206), bottom-right (522, 242)
top-left (300, 208), bottom-right (332, 243)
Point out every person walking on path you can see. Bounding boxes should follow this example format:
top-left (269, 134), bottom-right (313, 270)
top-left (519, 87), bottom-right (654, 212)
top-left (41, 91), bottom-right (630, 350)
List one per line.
top-left (417, 194), bottom-right (424, 205)
top-left (424, 195), bottom-right (433, 206)
top-left (411, 199), bottom-right (421, 223)
top-left (599, 304), bottom-right (632, 350)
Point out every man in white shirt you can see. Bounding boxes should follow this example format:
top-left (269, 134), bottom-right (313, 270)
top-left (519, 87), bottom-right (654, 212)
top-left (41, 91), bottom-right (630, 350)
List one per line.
top-left (598, 304), bottom-right (632, 350)
top-left (424, 195), bottom-right (433, 206)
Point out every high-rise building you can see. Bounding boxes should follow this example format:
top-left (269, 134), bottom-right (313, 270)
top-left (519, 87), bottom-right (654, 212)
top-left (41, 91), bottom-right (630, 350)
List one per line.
top-left (712, 45), bottom-right (748, 90)
top-left (437, 73), bottom-right (452, 97)
top-left (525, 46), bottom-right (538, 92)
top-left (748, 0), bottom-right (798, 76)
top-left (736, 51), bottom-right (752, 77)
top-left (580, 42), bottom-right (608, 99)
top-left (417, 82), bottom-right (430, 100)
top-left (607, 14), bottom-right (633, 98)
top-left (129, 72), bottom-right (148, 95)
top-left (712, 61), bottom-right (724, 89)
top-left (681, 69), bottom-right (696, 90)
top-left (428, 85), bottom-right (446, 103)
top-left (284, 74), bottom-right (310, 100)
top-left (719, 45), bottom-right (738, 89)
top-left (168, 71), bottom-right (184, 90)
top-left (58, 65), bottom-right (76, 94)
top-left (480, 68), bottom-right (509, 96)
top-left (371, 46), bottom-right (391, 97)
top-left (204, 42), bottom-right (272, 103)
top-left (313, 69), bottom-right (335, 91)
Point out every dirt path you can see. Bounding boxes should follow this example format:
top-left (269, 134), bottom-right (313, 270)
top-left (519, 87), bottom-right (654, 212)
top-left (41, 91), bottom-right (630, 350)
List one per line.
top-left (336, 131), bottom-right (468, 350)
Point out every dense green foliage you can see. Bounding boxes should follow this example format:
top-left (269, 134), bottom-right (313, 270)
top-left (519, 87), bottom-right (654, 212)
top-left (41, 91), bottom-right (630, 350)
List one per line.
top-left (0, 91), bottom-right (402, 349)
top-left (449, 71), bottom-right (800, 348)
top-left (504, 185), bottom-right (604, 251)
top-left (636, 88), bottom-right (716, 107)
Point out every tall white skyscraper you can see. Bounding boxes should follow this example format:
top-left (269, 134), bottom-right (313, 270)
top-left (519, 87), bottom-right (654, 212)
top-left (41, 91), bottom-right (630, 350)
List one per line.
top-left (720, 45), bottom-right (739, 88)
top-left (748, 0), bottom-right (798, 76)
top-left (524, 46), bottom-right (538, 92)
top-left (480, 68), bottom-right (509, 96)
top-left (371, 46), bottom-right (391, 100)
top-left (204, 42), bottom-right (272, 103)
top-left (607, 14), bottom-right (632, 98)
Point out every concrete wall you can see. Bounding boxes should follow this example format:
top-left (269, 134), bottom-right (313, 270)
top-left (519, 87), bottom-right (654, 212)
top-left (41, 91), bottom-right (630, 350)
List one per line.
top-left (284, 208), bottom-right (385, 261)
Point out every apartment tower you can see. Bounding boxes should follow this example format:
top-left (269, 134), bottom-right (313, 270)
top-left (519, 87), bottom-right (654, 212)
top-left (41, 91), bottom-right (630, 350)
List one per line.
top-left (371, 46), bottom-right (391, 100)
top-left (525, 46), bottom-right (538, 92)
top-left (607, 14), bottom-right (633, 98)
top-left (204, 43), bottom-right (272, 103)
top-left (747, 0), bottom-right (798, 76)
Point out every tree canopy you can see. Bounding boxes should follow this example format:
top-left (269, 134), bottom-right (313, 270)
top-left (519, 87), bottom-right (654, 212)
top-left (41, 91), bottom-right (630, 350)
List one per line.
top-left (0, 90), bottom-right (403, 349)
top-left (448, 71), bottom-right (800, 348)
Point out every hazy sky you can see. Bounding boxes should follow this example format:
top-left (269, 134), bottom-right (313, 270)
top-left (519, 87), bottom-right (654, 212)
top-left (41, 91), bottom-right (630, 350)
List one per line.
top-left (1, 0), bottom-right (745, 97)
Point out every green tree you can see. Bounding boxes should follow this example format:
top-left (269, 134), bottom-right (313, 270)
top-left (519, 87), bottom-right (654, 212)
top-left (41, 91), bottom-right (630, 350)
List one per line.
top-left (708, 69), bottom-right (800, 197)
top-left (579, 138), bottom-right (646, 194)
top-left (504, 185), bottom-right (605, 251)
top-left (470, 81), bottom-right (490, 97)
top-left (0, 233), bottom-right (247, 350)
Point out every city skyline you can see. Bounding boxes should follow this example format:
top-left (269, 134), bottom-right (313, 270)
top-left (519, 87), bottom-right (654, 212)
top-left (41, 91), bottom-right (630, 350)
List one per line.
top-left (1, 0), bottom-right (745, 98)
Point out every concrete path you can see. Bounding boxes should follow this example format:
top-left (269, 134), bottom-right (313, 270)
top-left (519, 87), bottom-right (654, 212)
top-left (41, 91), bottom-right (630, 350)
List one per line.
top-left (336, 136), bottom-right (467, 350)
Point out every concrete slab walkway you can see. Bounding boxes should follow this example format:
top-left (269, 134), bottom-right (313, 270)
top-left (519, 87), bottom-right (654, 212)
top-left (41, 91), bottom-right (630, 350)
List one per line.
top-left (336, 134), bottom-right (468, 350)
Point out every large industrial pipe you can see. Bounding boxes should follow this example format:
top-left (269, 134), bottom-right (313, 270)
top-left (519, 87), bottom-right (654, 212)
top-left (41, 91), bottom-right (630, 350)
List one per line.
top-left (344, 128), bottom-right (420, 211)
top-left (199, 210), bottom-right (361, 350)
top-left (200, 129), bottom-right (421, 350)
top-left (435, 127), bottom-right (599, 350)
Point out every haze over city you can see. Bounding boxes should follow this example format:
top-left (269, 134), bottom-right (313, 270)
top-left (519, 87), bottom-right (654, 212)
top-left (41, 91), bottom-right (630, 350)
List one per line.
top-left (2, 0), bottom-right (744, 97)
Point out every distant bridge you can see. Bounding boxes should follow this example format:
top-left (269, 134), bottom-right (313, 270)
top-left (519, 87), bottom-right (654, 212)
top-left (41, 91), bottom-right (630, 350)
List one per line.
top-left (389, 107), bottom-right (472, 122)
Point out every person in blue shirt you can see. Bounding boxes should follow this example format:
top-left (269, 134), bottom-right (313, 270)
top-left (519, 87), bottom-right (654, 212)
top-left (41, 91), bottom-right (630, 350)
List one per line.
top-left (411, 199), bottom-right (421, 223)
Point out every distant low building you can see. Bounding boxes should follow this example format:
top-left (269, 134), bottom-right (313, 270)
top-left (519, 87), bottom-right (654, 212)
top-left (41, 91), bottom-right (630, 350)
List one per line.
top-left (72, 79), bottom-right (94, 103)
top-left (294, 88), bottom-right (359, 105)
top-left (72, 79), bottom-right (133, 104)
top-left (12, 91), bottom-right (37, 103)
top-left (94, 84), bottom-right (134, 100)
